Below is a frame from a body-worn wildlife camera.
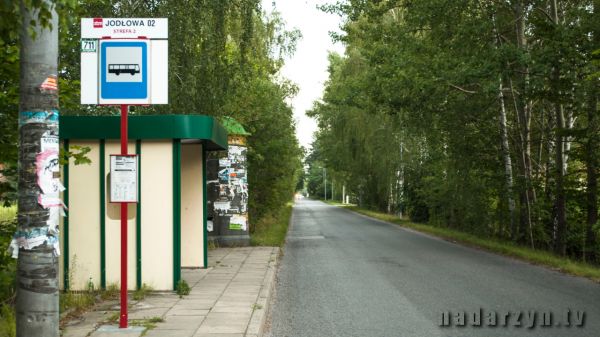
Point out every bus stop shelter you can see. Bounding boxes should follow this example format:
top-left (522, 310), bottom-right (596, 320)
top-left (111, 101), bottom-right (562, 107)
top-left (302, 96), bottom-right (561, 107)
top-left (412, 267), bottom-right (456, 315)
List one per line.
top-left (58, 114), bottom-right (227, 291)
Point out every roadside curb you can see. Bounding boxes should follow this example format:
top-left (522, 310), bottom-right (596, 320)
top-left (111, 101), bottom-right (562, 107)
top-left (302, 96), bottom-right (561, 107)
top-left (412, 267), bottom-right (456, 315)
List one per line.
top-left (245, 248), bottom-right (279, 337)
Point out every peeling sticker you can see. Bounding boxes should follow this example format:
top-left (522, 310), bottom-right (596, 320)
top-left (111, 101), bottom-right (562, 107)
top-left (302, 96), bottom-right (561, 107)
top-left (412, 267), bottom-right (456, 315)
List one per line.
top-left (41, 130), bottom-right (59, 152)
top-left (36, 141), bottom-right (66, 212)
top-left (229, 215), bottom-right (247, 231)
top-left (8, 118), bottom-right (64, 259)
top-left (37, 149), bottom-right (60, 194)
top-left (51, 236), bottom-right (60, 256)
top-left (38, 194), bottom-right (66, 209)
top-left (36, 149), bottom-right (59, 173)
top-left (40, 75), bottom-right (58, 91)
top-left (8, 228), bottom-right (61, 258)
top-left (39, 177), bottom-right (65, 196)
top-left (19, 110), bottom-right (59, 125)
top-left (47, 207), bottom-right (60, 235)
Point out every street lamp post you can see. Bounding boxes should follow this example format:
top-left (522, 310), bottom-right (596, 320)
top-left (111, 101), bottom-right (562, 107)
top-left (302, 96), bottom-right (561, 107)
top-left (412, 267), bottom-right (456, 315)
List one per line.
top-left (323, 167), bottom-right (327, 201)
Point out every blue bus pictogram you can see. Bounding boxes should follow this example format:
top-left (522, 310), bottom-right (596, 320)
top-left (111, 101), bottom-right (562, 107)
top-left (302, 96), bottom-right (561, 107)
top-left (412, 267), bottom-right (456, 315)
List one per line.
top-left (100, 41), bottom-right (148, 100)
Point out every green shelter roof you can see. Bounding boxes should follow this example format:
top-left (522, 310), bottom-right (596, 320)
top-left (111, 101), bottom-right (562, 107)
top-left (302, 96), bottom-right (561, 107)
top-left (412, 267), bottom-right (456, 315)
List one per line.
top-left (220, 117), bottom-right (251, 136)
top-left (59, 115), bottom-right (228, 151)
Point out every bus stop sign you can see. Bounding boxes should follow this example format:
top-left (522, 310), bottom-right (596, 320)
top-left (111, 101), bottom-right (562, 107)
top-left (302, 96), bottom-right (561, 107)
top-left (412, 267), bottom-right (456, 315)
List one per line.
top-left (100, 40), bottom-right (148, 100)
top-left (80, 18), bottom-right (168, 105)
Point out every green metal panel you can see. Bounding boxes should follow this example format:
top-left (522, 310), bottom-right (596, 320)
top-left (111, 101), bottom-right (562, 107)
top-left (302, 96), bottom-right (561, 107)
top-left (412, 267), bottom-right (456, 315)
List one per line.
top-left (59, 115), bottom-right (228, 151)
top-left (63, 140), bottom-right (70, 290)
top-left (100, 140), bottom-right (106, 289)
top-left (136, 140), bottom-right (142, 290)
top-left (202, 143), bottom-right (208, 268)
top-left (172, 140), bottom-right (181, 290)
top-left (220, 117), bottom-right (251, 136)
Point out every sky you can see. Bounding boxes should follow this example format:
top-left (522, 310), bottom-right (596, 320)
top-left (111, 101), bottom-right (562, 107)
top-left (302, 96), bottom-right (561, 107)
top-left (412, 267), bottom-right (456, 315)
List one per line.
top-left (261, 0), bottom-right (345, 149)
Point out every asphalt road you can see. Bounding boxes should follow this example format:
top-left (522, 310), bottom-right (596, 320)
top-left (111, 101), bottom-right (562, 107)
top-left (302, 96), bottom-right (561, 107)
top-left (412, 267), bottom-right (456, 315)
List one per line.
top-left (266, 199), bottom-right (600, 337)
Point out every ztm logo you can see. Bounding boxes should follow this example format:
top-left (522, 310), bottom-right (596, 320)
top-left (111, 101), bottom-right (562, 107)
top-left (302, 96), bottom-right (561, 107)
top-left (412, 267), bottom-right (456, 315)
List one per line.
top-left (93, 18), bottom-right (103, 28)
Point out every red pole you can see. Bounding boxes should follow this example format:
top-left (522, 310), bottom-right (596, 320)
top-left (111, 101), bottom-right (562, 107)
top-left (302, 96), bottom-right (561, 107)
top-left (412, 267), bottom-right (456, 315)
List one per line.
top-left (119, 104), bottom-right (128, 328)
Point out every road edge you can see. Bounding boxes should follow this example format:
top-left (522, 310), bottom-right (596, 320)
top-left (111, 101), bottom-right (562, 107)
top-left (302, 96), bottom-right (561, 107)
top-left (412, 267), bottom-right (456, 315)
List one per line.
top-left (246, 247), bottom-right (279, 337)
top-left (257, 202), bottom-right (295, 337)
top-left (327, 201), bottom-right (600, 284)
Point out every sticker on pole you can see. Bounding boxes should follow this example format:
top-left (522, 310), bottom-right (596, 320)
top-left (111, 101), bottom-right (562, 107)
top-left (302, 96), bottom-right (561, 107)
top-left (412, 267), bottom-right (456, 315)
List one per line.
top-left (110, 155), bottom-right (138, 203)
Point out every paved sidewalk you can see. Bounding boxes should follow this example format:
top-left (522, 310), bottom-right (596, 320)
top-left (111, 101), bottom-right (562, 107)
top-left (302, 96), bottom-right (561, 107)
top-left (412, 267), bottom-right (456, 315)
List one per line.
top-left (61, 247), bottom-right (279, 337)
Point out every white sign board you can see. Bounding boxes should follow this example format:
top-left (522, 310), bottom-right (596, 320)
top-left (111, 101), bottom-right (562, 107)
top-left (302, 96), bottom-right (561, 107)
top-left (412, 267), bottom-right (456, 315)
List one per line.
top-left (110, 155), bottom-right (138, 203)
top-left (80, 18), bottom-right (168, 105)
top-left (81, 18), bottom-right (168, 39)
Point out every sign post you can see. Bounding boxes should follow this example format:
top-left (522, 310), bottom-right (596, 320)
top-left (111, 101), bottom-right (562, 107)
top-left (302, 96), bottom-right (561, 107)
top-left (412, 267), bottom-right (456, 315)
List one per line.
top-left (81, 17), bottom-right (168, 329)
top-left (119, 105), bottom-right (129, 328)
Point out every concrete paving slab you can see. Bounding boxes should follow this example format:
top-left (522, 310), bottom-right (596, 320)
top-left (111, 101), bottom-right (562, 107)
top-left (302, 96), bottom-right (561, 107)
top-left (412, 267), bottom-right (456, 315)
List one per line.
top-left (127, 308), bottom-right (170, 320)
top-left (61, 247), bottom-right (278, 337)
top-left (226, 286), bottom-right (261, 293)
top-left (210, 303), bottom-right (254, 314)
top-left (166, 308), bottom-right (210, 316)
top-left (195, 312), bottom-right (251, 334)
top-left (61, 327), bottom-right (93, 337)
top-left (219, 292), bottom-right (257, 299)
top-left (142, 329), bottom-right (196, 337)
top-left (90, 325), bottom-right (145, 337)
top-left (193, 334), bottom-right (244, 337)
top-left (173, 297), bottom-right (219, 309)
top-left (151, 315), bottom-right (205, 330)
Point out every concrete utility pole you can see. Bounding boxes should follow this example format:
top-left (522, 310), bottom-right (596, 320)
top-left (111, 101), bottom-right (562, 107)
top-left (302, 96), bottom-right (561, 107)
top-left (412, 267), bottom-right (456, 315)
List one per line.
top-left (16, 1), bottom-right (60, 336)
top-left (323, 167), bottom-right (327, 200)
top-left (332, 179), bottom-right (334, 201)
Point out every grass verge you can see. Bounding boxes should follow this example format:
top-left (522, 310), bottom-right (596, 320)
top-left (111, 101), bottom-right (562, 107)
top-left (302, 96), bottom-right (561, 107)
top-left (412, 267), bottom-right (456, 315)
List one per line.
top-left (0, 206), bottom-right (16, 223)
top-left (0, 304), bottom-right (15, 337)
top-left (330, 203), bottom-right (600, 283)
top-left (251, 202), bottom-right (293, 247)
top-left (0, 206), bottom-right (17, 337)
top-left (323, 200), bottom-right (352, 207)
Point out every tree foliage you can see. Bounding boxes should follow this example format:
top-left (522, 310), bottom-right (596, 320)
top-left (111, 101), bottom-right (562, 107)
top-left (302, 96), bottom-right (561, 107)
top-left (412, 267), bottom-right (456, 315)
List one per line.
top-left (307, 0), bottom-right (599, 261)
top-left (1, 0), bottom-right (302, 228)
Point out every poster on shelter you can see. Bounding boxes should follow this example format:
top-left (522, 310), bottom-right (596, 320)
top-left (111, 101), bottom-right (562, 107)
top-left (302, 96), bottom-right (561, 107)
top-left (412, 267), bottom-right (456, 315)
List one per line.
top-left (207, 141), bottom-right (248, 233)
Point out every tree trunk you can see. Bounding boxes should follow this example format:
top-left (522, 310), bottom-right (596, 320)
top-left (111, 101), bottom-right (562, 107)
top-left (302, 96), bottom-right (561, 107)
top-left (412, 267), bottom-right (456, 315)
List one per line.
top-left (553, 101), bottom-right (567, 256)
top-left (511, 0), bottom-right (535, 247)
top-left (583, 2), bottom-right (599, 262)
top-left (16, 1), bottom-right (60, 337)
top-left (584, 82), bottom-right (598, 262)
top-left (491, 12), bottom-right (517, 239)
top-left (498, 78), bottom-right (517, 238)
top-left (508, 76), bottom-right (533, 245)
top-left (550, 0), bottom-right (567, 256)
